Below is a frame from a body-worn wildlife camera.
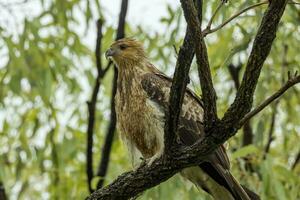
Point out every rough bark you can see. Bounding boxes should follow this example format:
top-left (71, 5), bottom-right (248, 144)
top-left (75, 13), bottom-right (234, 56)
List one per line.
top-left (180, 0), bottom-right (218, 131)
top-left (164, 0), bottom-right (201, 153)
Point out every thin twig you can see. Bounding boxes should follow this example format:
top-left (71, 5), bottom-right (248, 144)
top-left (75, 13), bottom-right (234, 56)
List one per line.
top-left (101, 61), bottom-right (113, 78)
top-left (172, 45), bottom-right (178, 56)
top-left (292, 150), bottom-right (300, 170)
top-left (205, 1), bottom-right (225, 31)
top-left (263, 102), bottom-right (278, 159)
top-left (203, 1), bottom-right (300, 37)
top-left (95, 19), bottom-right (104, 75)
top-left (238, 74), bottom-right (300, 127)
top-left (203, 1), bottom-right (268, 36)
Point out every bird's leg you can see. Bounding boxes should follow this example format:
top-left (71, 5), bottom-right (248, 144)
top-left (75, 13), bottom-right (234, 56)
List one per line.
top-left (147, 148), bottom-right (164, 166)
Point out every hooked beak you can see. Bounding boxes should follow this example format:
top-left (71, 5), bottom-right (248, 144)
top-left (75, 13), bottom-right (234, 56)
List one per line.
top-left (105, 48), bottom-right (115, 60)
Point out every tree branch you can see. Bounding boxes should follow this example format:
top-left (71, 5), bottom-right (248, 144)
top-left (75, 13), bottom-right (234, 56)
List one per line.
top-left (222, 0), bottom-right (288, 131)
top-left (164, 0), bottom-right (202, 154)
top-left (238, 73), bottom-right (300, 127)
top-left (263, 103), bottom-right (278, 159)
top-left (96, 0), bottom-right (129, 189)
top-left (96, 67), bottom-right (117, 189)
top-left (164, 29), bottom-right (194, 152)
top-left (205, 1), bottom-right (225, 32)
top-left (203, 1), bottom-right (268, 37)
top-left (228, 63), bottom-right (242, 90)
top-left (87, 136), bottom-right (219, 200)
top-left (116, 0), bottom-right (128, 40)
top-left (203, 1), bottom-right (300, 37)
top-left (180, 0), bottom-right (218, 130)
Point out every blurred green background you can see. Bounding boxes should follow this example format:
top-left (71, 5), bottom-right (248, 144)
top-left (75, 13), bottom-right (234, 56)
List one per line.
top-left (0, 0), bottom-right (299, 199)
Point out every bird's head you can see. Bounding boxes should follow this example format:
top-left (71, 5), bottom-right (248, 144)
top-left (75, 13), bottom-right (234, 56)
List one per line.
top-left (105, 38), bottom-right (147, 67)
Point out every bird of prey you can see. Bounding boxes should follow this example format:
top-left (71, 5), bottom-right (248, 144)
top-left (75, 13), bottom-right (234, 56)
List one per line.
top-left (105, 38), bottom-right (259, 200)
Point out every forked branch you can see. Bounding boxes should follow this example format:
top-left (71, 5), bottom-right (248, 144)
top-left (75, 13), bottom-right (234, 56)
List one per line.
top-left (180, 0), bottom-right (218, 129)
top-left (203, 1), bottom-right (268, 37)
top-left (164, 0), bottom-right (202, 153)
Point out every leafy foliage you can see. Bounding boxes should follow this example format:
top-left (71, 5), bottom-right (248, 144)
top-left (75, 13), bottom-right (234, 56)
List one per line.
top-left (0, 0), bottom-right (299, 199)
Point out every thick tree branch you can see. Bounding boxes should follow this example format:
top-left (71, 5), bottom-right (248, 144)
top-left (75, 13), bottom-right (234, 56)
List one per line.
top-left (238, 74), bottom-right (300, 127)
top-left (164, 0), bottom-right (202, 153)
top-left (96, 0), bottom-right (129, 189)
top-left (222, 0), bottom-right (288, 131)
top-left (180, 0), bottom-right (218, 130)
top-left (87, 136), bottom-right (219, 200)
top-left (164, 29), bottom-right (194, 152)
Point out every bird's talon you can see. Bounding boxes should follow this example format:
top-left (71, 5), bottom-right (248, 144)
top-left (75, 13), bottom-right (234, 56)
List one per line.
top-left (147, 157), bottom-right (156, 166)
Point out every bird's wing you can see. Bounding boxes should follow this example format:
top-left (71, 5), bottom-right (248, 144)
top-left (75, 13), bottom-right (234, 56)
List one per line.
top-left (141, 72), bottom-right (254, 200)
top-left (140, 72), bottom-right (230, 169)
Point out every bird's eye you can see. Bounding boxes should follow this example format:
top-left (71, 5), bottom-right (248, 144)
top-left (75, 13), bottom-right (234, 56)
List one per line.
top-left (120, 44), bottom-right (127, 50)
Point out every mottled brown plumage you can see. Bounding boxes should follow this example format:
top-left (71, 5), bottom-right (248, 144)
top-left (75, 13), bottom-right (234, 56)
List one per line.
top-left (105, 38), bottom-right (259, 200)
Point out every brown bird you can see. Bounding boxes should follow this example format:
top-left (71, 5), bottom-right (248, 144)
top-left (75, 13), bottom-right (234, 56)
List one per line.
top-left (105, 38), bottom-right (259, 200)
